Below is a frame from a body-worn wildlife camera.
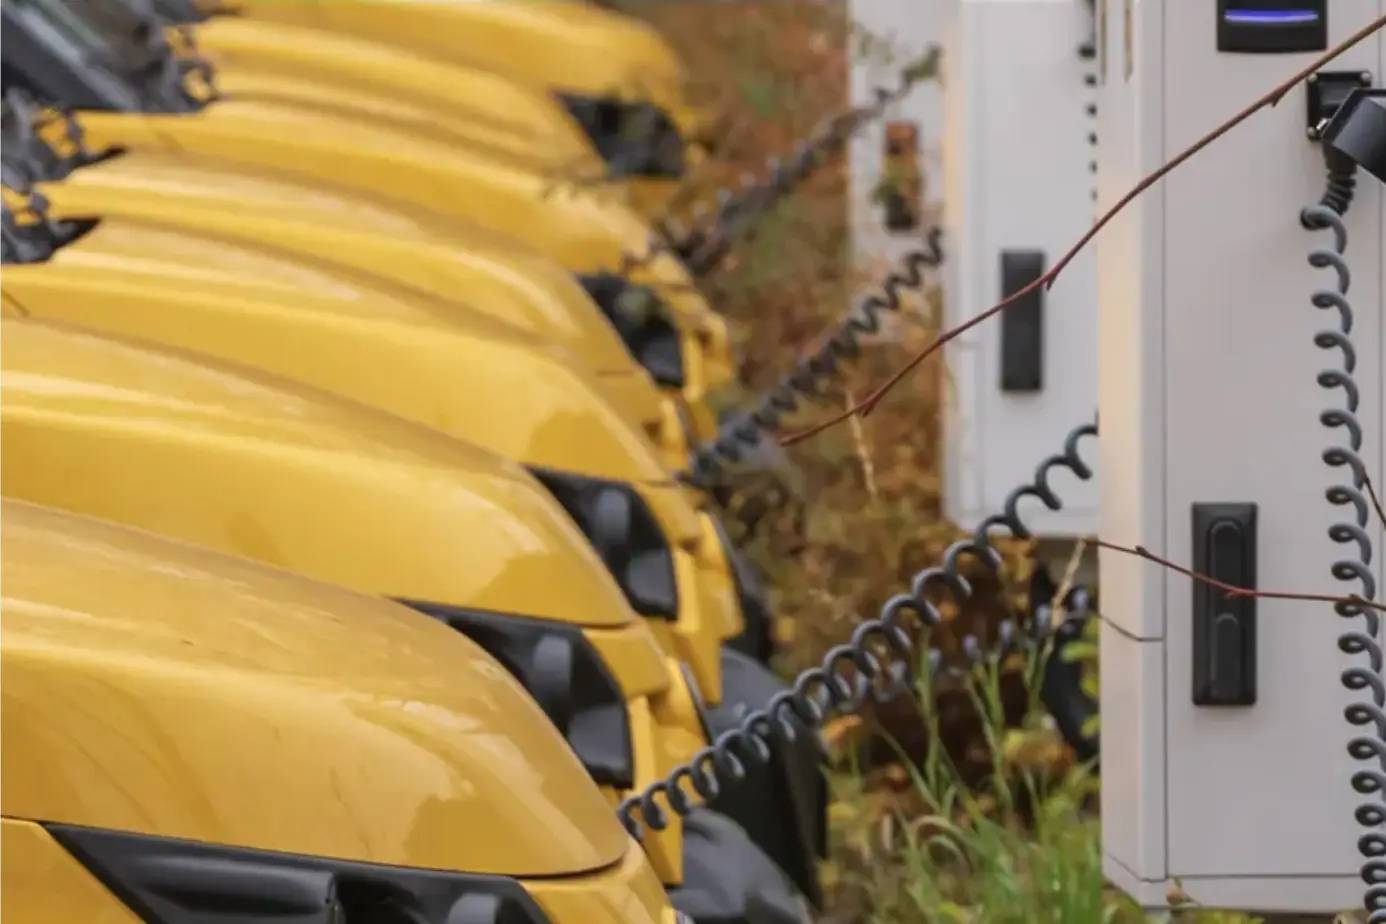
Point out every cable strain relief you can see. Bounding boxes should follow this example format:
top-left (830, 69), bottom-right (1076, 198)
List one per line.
top-left (1321, 147), bottom-right (1359, 217)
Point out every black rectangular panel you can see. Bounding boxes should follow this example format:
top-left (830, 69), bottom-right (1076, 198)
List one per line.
top-left (999, 250), bottom-right (1044, 393)
top-left (1217, 1), bottom-right (1327, 54)
top-left (1192, 503), bottom-right (1258, 706)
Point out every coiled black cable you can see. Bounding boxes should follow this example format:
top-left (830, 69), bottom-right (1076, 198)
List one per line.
top-left (1318, 162), bottom-right (1359, 216)
top-left (680, 52), bottom-right (938, 276)
top-left (616, 50), bottom-right (939, 279)
top-left (688, 227), bottom-right (944, 485)
top-left (621, 417), bottom-right (1098, 837)
top-left (1300, 200), bottom-right (1385, 920)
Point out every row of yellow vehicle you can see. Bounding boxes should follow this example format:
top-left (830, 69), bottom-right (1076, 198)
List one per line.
top-left (0, 2), bottom-right (824, 922)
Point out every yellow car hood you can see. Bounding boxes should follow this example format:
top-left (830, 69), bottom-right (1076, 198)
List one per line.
top-left (36, 148), bottom-right (641, 377)
top-left (191, 16), bottom-right (605, 178)
top-left (72, 99), bottom-right (641, 257)
top-left (218, 0), bottom-right (704, 139)
top-left (1, 500), bottom-right (629, 877)
top-left (4, 214), bottom-right (679, 484)
top-left (0, 317), bottom-right (640, 629)
top-left (67, 103), bottom-right (732, 389)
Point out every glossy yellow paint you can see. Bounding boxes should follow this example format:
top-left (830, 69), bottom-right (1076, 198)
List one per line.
top-left (1, 500), bottom-right (628, 877)
top-left (37, 142), bottom-right (639, 375)
top-left (2, 210), bottom-right (741, 696)
top-left (584, 625), bottom-right (707, 787)
top-left (30, 131), bottom-right (728, 429)
top-left (216, 0), bottom-right (708, 145)
top-left (0, 317), bottom-right (639, 628)
top-left (68, 103), bottom-right (729, 375)
top-left (2, 821), bottom-right (143, 924)
top-left (0, 318), bottom-right (700, 881)
top-left (186, 16), bottom-right (609, 184)
top-left (527, 843), bottom-right (682, 924)
top-left (2, 215), bottom-right (683, 482)
top-left (642, 483), bottom-right (743, 702)
top-left (5, 200), bottom-right (687, 464)
top-left (579, 624), bottom-right (687, 881)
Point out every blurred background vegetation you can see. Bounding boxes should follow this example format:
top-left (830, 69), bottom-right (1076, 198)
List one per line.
top-left (610, 3), bottom-right (1266, 921)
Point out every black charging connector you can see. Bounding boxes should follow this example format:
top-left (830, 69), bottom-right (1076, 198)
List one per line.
top-left (1303, 81), bottom-right (1385, 220)
top-left (1323, 88), bottom-right (1386, 184)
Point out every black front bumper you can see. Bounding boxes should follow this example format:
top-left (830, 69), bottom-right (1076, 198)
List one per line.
top-left (702, 648), bottom-right (826, 907)
top-left (672, 809), bottom-right (811, 924)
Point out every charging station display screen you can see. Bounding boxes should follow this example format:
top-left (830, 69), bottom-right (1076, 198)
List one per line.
top-left (1217, 1), bottom-right (1328, 53)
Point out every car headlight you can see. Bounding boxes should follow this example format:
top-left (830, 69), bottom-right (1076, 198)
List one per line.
top-left (578, 273), bottom-right (686, 388)
top-left (50, 823), bottom-right (554, 924)
top-left (403, 602), bottom-right (634, 788)
top-left (529, 469), bottom-right (679, 621)
top-left (557, 93), bottom-right (685, 178)
top-left (711, 518), bottom-right (774, 663)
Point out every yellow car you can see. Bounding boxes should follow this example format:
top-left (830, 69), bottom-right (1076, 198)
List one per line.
top-left (3, 499), bottom-right (678, 924)
top-left (4, 108), bottom-right (725, 434)
top-left (1, 213), bottom-right (822, 907)
top-left (1, 169), bottom-right (692, 468)
top-left (210, 0), bottom-right (710, 207)
top-left (183, 17), bottom-right (612, 185)
top-left (0, 316), bottom-right (832, 907)
top-left (98, 0), bottom-right (685, 208)
top-left (1, 315), bottom-right (717, 881)
top-left (1, 203), bottom-right (749, 699)
top-left (4, 0), bottom-right (734, 404)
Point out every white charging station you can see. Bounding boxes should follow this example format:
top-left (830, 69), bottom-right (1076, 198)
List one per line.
top-left (942, 0), bottom-right (1102, 538)
top-left (1096, 0), bottom-right (1386, 912)
top-left (850, 0), bottom-right (1101, 540)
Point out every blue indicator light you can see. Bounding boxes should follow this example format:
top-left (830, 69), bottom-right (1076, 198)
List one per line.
top-left (1223, 9), bottom-right (1320, 25)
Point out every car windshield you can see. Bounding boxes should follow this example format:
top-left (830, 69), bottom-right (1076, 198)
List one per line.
top-left (151, 0), bottom-right (205, 23)
top-left (5, 0), bottom-right (198, 112)
top-left (16, 0), bottom-right (119, 67)
top-left (1, 0), bottom-right (139, 109)
top-left (44, 0), bottom-right (167, 74)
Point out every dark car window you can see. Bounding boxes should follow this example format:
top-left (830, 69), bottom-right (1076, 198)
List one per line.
top-left (3, 0), bottom-right (198, 112)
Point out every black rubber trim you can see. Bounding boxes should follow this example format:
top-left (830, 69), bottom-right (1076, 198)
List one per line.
top-left (671, 809), bottom-right (809, 924)
top-left (48, 822), bottom-right (550, 924)
top-left (399, 600), bottom-right (634, 789)
top-left (528, 467), bottom-right (679, 620)
top-left (703, 648), bottom-right (826, 906)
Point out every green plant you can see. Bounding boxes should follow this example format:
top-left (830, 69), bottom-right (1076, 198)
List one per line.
top-left (826, 645), bottom-right (1264, 923)
top-left (827, 644), bottom-right (1124, 923)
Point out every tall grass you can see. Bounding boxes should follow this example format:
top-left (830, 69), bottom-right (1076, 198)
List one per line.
top-left (824, 646), bottom-right (1262, 924)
